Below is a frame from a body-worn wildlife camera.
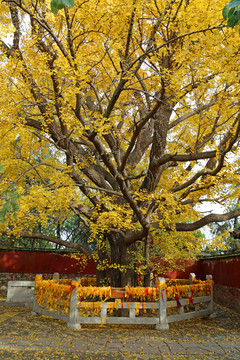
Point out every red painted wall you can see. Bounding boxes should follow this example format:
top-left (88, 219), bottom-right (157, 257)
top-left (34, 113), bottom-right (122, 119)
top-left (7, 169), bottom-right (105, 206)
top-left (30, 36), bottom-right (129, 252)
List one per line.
top-left (0, 250), bottom-right (96, 275)
top-left (153, 258), bottom-right (203, 280)
top-left (0, 250), bottom-right (239, 289)
top-left (201, 255), bottom-right (240, 288)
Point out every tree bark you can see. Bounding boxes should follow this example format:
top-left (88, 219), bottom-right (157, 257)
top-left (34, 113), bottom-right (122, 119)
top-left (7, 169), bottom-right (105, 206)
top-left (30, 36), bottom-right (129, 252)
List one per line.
top-left (109, 233), bottom-right (122, 287)
top-left (108, 233), bottom-right (137, 287)
top-left (144, 235), bottom-right (151, 287)
top-left (96, 240), bottom-right (108, 286)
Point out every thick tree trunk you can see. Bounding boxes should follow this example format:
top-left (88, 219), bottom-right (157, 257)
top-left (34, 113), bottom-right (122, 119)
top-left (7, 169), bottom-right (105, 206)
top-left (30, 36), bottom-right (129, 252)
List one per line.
top-left (109, 234), bottom-right (122, 287)
top-left (108, 233), bottom-right (137, 287)
top-left (96, 267), bottom-right (108, 286)
top-left (121, 242), bottom-right (138, 287)
top-left (144, 235), bottom-right (151, 287)
top-left (96, 239), bottom-right (108, 286)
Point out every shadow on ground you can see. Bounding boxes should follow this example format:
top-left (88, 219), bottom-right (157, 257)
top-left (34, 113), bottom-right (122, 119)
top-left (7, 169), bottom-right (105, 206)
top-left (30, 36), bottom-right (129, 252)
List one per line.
top-left (0, 291), bottom-right (239, 360)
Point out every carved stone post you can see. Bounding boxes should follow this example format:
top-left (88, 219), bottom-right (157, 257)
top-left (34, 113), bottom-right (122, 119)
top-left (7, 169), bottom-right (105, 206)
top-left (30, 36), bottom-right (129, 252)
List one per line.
top-left (156, 277), bottom-right (169, 330)
top-left (129, 302), bottom-right (135, 318)
top-left (53, 272), bottom-right (59, 283)
top-left (67, 288), bottom-right (81, 330)
top-left (189, 273), bottom-right (196, 285)
top-left (206, 275), bottom-right (214, 314)
top-left (101, 302), bottom-right (108, 324)
top-left (31, 274), bottom-right (42, 315)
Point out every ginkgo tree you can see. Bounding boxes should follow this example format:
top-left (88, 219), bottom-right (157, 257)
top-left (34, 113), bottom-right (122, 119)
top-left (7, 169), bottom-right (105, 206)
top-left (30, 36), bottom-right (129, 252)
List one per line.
top-left (1, 0), bottom-right (240, 286)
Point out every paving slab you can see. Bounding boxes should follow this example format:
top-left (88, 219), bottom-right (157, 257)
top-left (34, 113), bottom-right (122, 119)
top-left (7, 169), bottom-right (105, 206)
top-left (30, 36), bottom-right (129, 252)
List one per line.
top-left (0, 294), bottom-right (240, 360)
top-left (163, 340), bottom-right (186, 354)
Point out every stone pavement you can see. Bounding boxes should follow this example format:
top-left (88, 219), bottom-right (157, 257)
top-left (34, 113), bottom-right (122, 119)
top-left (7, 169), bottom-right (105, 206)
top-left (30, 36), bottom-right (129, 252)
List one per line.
top-left (0, 296), bottom-right (239, 360)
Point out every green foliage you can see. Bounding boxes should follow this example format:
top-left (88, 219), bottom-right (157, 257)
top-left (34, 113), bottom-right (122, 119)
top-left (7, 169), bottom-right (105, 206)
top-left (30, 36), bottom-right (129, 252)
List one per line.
top-left (57, 215), bottom-right (92, 249)
top-left (0, 213), bottom-right (91, 251)
top-left (51, 0), bottom-right (74, 14)
top-left (206, 218), bottom-right (240, 255)
top-left (0, 236), bottom-right (53, 250)
top-left (223, 0), bottom-right (240, 30)
top-left (0, 185), bottom-right (20, 223)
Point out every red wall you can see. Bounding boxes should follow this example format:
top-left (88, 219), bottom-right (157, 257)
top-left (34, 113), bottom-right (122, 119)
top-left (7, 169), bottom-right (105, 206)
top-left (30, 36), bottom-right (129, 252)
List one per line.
top-left (163, 260), bottom-right (203, 280)
top-left (0, 250), bottom-right (96, 275)
top-left (0, 250), bottom-right (239, 289)
top-left (201, 256), bottom-right (240, 288)
top-left (152, 258), bottom-right (203, 279)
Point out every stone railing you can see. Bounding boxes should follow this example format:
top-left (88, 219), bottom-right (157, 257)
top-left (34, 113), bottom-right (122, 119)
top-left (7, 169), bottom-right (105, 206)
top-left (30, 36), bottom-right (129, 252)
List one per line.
top-left (29, 273), bottom-right (214, 330)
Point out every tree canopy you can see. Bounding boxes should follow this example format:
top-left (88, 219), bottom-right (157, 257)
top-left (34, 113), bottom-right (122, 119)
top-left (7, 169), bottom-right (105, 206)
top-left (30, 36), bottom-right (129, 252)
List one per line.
top-left (1, 0), bottom-right (240, 285)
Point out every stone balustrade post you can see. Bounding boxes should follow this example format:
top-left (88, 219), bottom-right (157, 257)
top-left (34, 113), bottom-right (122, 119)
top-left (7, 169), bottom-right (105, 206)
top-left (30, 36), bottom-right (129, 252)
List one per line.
top-left (206, 274), bottom-right (214, 313)
top-left (156, 277), bottom-right (169, 330)
top-left (189, 273), bottom-right (196, 285)
top-left (53, 272), bottom-right (59, 283)
top-left (67, 288), bottom-right (81, 330)
top-left (129, 302), bottom-right (135, 318)
top-left (31, 294), bottom-right (39, 315)
top-left (101, 302), bottom-right (108, 324)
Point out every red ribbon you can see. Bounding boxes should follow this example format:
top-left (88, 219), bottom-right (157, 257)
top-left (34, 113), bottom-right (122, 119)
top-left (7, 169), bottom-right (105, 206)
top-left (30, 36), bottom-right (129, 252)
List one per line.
top-left (175, 294), bottom-right (182, 308)
top-left (69, 285), bottom-right (76, 294)
top-left (187, 296), bottom-right (194, 304)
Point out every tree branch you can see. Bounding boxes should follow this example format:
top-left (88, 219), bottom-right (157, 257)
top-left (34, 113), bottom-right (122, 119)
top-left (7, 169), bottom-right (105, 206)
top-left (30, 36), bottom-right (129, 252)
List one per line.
top-left (0, 231), bottom-right (92, 257)
top-left (171, 114), bottom-right (240, 193)
top-left (169, 99), bottom-right (217, 130)
top-left (156, 150), bottom-right (217, 168)
top-left (131, 25), bottom-right (226, 72)
top-left (175, 209), bottom-right (240, 232)
top-left (119, 99), bottom-right (162, 172)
